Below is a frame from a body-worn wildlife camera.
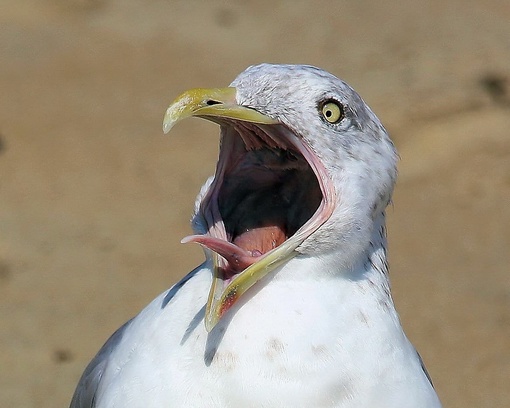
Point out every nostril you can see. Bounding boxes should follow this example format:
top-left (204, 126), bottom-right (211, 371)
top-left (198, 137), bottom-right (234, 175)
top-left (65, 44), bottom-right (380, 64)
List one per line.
top-left (206, 100), bottom-right (222, 106)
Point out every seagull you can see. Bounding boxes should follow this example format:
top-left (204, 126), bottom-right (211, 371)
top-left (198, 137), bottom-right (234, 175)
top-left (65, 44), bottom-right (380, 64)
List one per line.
top-left (70, 64), bottom-right (442, 407)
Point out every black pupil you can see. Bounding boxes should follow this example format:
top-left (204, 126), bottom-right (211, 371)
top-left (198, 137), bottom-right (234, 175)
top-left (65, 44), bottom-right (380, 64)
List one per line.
top-left (326, 110), bottom-right (332, 117)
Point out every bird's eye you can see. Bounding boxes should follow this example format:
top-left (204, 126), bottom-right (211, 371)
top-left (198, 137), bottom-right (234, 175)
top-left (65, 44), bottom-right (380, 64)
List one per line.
top-left (320, 100), bottom-right (344, 124)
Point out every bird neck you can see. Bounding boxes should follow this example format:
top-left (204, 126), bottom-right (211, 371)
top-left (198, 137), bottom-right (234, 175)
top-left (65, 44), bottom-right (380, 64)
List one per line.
top-left (233, 211), bottom-right (401, 346)
top-left (277, 211), bottom-right (390, 283)
top-left (224, 211), bottom-right (401, 350)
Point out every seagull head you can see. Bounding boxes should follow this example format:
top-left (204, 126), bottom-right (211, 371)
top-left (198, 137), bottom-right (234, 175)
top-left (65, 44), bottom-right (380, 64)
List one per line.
top-left (163, 64), bottom-right (398, 331)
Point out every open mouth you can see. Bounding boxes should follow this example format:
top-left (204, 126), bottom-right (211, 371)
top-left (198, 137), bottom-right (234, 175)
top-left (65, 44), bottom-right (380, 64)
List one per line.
top-left (163, 87), bottom-right (336, 330)
top-left (184, 121), bottom-right (323, 280)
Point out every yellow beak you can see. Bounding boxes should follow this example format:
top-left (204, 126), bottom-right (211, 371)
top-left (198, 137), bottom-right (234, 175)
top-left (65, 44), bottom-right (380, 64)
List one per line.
top-left (164, 88), bottom-right (297, 332)
top-left (163, 87), bottom-right (278, 134)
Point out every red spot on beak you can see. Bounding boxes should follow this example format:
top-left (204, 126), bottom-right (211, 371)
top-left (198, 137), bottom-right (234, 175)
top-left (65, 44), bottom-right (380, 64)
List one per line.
top-left (218, 288), bottom-right (239, 318)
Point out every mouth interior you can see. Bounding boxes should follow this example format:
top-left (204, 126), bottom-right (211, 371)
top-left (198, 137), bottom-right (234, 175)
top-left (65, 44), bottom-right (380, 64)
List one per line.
top-left (188, 122), bottom-right (322, 279)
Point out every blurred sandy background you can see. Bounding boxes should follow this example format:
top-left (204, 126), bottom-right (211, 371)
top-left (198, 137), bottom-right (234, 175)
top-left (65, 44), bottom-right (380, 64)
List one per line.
top-left (1, 1), bottom-right (509, 406)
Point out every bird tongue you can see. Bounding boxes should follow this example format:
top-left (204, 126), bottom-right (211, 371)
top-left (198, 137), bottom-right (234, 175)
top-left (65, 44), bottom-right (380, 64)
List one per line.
top-left (182, 225), bottom-right (286, 277)
top-left (233, 225), bottom-right (287, 257)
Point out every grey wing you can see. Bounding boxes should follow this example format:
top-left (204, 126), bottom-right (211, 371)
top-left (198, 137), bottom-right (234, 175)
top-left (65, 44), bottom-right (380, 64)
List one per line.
top-left (70, 320), bottom-right (132, 408)
top-left (416, 349), bottom-right (435, 388)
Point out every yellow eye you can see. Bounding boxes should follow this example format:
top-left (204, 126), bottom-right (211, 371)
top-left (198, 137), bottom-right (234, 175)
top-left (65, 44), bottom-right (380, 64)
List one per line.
top-left (321, 101), bottom-right (344, 124)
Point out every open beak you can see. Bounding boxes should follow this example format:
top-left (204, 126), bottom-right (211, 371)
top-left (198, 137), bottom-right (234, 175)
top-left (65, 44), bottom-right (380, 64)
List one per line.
top-left (163, 88), bottom-right (334, 332)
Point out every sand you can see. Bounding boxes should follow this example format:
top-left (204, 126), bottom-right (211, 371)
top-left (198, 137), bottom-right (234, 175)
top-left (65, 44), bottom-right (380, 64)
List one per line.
top-left (1, 1), bottom-right (509, 406)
